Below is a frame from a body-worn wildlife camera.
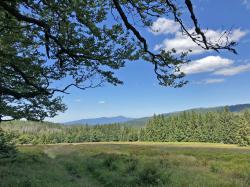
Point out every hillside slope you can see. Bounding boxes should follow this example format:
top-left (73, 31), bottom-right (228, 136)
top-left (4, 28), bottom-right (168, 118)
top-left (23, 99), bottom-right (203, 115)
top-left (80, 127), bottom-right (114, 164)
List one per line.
top-left (65, 116), bottom-right (134, 125)
top-left (122, 103), bottom-right (250, 127)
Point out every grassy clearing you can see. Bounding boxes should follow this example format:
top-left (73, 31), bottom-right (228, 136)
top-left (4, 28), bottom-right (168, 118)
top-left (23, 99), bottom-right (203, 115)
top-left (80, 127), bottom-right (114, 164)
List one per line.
top-left (0, 142), bottom-right (249, 187)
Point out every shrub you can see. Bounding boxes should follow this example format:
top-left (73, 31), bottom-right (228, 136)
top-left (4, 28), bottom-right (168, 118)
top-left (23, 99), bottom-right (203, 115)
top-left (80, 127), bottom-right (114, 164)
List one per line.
top-left (0, 128), bottom-right (17, 158)
top-left (136, 163), bottom-right (162, 185)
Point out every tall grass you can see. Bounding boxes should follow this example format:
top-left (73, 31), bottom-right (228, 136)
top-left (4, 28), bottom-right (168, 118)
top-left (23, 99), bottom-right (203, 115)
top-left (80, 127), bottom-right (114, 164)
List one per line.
top-left (0, 143), bottom-right (249, 187)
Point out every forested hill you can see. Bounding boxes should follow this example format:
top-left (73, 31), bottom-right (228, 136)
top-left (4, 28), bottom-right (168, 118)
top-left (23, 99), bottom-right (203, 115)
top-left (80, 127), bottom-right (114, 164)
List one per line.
top-left (65, 116), bottom-right (134, 125)
top-left (0, 109), bottom-right (249, 146)
top-left (64, 104), bottom-right (250, 126)
top-left (122, 104), bottom-right (250, 128)
top-left (182, 104), bottom-right (250, 113)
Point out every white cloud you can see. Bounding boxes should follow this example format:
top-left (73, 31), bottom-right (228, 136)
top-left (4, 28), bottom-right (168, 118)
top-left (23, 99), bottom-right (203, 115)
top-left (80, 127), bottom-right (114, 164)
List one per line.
top-left (155, 28), bottom-right (247, 54)
top-left (151, 18), bottom-right (248, 55)
top-left (203, 78), bottom-right (225, 84)
top-left (179, 56), bottom-right (250, 77)
top-left (150, 18), bottom-right (180, 35)
top-left (194, 78), bottom-right (225, 84)
top-left (74, 99), bottom-right (82, 102)
top-left (180, 56), bottom-right (233, 75)
top-left (230, 29), bottom-right (248, 41)
top-left (213, 64), bottom-right (250, 76)
top-left (98, 100), bottom-right (106, 104)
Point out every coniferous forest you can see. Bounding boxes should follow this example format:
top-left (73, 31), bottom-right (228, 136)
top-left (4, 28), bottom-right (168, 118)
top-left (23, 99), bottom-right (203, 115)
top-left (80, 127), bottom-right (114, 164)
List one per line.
top-left (1, 109), bottom-right (249, 146)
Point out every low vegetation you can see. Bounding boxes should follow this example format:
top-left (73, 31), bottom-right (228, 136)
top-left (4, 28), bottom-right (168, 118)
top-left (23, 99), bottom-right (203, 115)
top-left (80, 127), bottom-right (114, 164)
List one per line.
top-left (0, 109), bottom-right (249, 186)
top-left (0, 143), bottom-right (249, 187)
top-left (0, 128), bottom-right (16, 159)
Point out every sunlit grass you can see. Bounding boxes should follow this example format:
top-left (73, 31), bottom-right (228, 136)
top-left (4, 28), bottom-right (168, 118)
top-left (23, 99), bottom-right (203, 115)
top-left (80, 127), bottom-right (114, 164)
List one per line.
top-left (1, 142), bottom-right (249, 187)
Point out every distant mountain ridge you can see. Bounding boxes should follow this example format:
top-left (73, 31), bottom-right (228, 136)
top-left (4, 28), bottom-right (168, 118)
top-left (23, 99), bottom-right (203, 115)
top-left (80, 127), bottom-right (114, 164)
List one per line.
top-left (65, 116), bottom-right (134, 125)
top-left (123, 103), bottom-right (250, 127)
top-left (180, 104), bottom-right (250, 113)
top-left (64, 104), bottom-right (250, 126)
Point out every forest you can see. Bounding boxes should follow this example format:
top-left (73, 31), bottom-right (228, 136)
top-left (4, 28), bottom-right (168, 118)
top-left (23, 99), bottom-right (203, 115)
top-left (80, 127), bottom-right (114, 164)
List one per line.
top-left (1, 109), bottom-right (249, 146)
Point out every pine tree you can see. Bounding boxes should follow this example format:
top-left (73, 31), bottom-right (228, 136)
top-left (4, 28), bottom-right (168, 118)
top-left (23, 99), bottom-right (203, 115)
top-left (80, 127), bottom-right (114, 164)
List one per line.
top-left (236, 112), bottom-right (250, 146)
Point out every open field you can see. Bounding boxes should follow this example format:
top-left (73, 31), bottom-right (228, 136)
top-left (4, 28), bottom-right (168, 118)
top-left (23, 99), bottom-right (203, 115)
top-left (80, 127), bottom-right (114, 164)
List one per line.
top-left (0, 142), bottom-right (250, 187)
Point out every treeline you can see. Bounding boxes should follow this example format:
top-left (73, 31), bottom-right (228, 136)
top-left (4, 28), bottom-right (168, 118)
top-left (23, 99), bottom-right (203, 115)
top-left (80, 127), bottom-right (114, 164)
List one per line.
top-left (1, 109), bottom-right (249, 146)
top-left (0, 121), bottom-right (139, 144)
top-left (142, 109), bottom-right (250, 146)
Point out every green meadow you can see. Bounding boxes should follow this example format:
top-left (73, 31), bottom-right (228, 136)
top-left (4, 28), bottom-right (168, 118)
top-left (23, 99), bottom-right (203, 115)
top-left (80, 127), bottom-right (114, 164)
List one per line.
top-left (0, 142), bottom-right (249, 187)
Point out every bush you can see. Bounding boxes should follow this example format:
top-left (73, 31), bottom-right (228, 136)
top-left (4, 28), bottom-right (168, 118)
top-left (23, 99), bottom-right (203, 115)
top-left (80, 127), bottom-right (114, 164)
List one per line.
top-left (137, 163), bottom-right (162, 185)
top-left (0, 128), bottom-right (17, 158)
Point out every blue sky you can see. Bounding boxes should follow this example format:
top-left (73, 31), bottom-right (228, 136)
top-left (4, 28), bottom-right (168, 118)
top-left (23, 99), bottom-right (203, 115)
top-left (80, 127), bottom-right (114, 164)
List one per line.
top-left (49, 0), bottom-right (250, 123)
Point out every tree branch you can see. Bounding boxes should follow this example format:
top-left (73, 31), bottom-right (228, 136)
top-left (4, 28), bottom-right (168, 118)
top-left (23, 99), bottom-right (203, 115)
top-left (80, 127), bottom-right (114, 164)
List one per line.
top-left (0, 86), bottom-right (47, 99)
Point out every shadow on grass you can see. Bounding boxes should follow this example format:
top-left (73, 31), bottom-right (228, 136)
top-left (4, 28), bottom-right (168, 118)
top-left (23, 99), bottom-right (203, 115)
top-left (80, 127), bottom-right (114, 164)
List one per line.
top-left (83, 153), bottom-right (171, 187)
top-left (1, 144), bottom-right (249, 187)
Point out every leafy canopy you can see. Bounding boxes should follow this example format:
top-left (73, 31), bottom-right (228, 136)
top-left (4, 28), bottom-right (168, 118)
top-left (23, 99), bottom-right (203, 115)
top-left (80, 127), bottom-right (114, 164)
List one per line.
top-left (0, 0), bottom-right (236, 121)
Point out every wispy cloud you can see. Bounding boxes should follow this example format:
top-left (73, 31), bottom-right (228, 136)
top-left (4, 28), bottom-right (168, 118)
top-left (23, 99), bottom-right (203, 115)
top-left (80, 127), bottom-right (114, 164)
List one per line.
top-left (203, 78), bottom-right (225, 84)
top-left (180, 56), bottom-right (233, 75)
top-left (242, 0), bottom-right (250, 9)
top-left (242, 38), bottom-right (250, 44)
top-left (194, 78), bottom-right (225, 85)
top-left (213, 64), bottom-right (250, 76)
top-left (98, 100), bottom-right (106, 104)
top-left (74, 99), bottom-right (82, 103)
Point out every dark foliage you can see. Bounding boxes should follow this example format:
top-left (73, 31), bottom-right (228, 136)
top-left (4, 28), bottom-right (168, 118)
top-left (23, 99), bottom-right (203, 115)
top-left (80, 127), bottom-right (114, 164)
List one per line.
top-left (0, 128), bottom-right (16, 158)
top-left (142, 109), bottom-right (250, 146)
top-left (0, 0), bottom-right (236, 121)
top-left (1, 109), bottom-right (249, 146)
